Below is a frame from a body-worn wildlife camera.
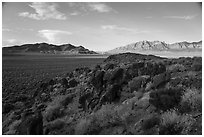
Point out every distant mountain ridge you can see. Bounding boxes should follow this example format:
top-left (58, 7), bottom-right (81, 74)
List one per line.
top-left (3, 43), bottom-right (98, 54)
top-left (108, 40), bottom-right (202, 53)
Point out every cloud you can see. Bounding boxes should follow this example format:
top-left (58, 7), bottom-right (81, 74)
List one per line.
top-left (70, 11), bottom-right (80, 16)
top-left (101, 25), bottom-right (150, 34)
top-left (87, 3), bottom-right (115, 13)
top-left (163, 15), bottom-right (196, 20)
top-left (67, 2), bottom-right (116, 14)
top-left (102, 25), bottom-right (135, 32)
top-left (38, 29), bottom-right (72, 43)
top-left (19, 2), bottom-right (66, 20)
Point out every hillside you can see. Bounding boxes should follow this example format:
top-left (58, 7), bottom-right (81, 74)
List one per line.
top-left (108, 40), bottom-right (202, 56)
top-left (2, 53), bottom-right (202, 135)
top-left (2, 43), bottom-right (98, 55)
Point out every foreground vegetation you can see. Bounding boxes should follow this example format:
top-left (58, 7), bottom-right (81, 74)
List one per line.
top-left (2, 53), bottom-right (202, 135)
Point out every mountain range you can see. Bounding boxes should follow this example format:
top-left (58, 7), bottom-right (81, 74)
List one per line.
top-left (108, 40), bottom-right (202, 53)
top-left (2, 43), bottom-right (98, 55)
top-left (2, 40), bottom-right (202, 56)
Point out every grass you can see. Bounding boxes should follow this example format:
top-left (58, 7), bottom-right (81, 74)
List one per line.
top-left (159, 109), bottom-right (195, 135)
top-left (178, 88), bottom-right (202, 114)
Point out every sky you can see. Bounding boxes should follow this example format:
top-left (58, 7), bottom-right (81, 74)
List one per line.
top-left (2, 2), bottom-right (202, 51)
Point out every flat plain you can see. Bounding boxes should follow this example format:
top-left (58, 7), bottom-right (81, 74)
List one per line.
top-left (2, 54), bottom-right (106, 104)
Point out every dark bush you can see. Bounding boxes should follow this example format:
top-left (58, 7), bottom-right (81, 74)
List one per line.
top-left (104, 63), bottom-right (115, 70)
top-left (110, 68), bottom-right (124, 84)
top-left (149, 87), bottom-right (183, 111)
top-left (192, 63), bottom-right (202, 71)
top-left (90, 70), bottom-right (105, 90)
top-left (68, 78), bottom-right (78, 88)
top-left (141, 115), bottom-right (160, 130)
top-left (3, 103), bottom-right (15, 114)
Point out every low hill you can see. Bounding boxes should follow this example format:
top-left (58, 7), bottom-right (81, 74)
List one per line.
top-left (2, 43), bottom-right (98, 55)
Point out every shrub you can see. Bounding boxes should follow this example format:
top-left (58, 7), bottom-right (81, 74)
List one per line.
top-left (4, 120), bottom-right (21, 135)
top-left (110, 68), bottom-right (124, 84)
top-left (178, 88), bottom-right (202, 114)
top-left (45, 119), bottom-right (65, 133)
top-left (167, 64), bottom-right (186, 72)
top-left (75, 104), bottom-right (125, 135)
top-left (149, 87), bottom-right (183, 111)
top-left (159, 109), bottom-right (195, 135)
top-left (44, 105), bottom-right (64, 122)
top-left (141, 115), bottom-right (160, 130)
top-left (128, 76), bottom-right (150, 92)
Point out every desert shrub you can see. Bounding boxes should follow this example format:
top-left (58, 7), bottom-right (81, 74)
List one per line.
top-left (104, 63), bottom-right (115, 70)
top-left (167, 64), bottom-right (186, 72)
top-left (75, 104), bottom-right (125, 135)
top-left (178, 88), bottom-right (202, 114)
top-left (4, 120), bottom-right (22, 135)
top-left (128, 76), bottom-right (150, 92)
top-left (192, 63), bottom-right (202, 71)
top-left (2, 103), bottom-right (14, 114)
top-left (141, 115), bottom-right (160, 130)
top-left (59, 94), bottom-right (74, 108)
top-left (45, 119), bottom-right (65, 133)
top-left (149, 87), bottom-right (183, 111)
top-left (44, 105), bottom-right (64, 122)
top-left (159, 109), bottom-right (195, 135)
top-left (110, 68), bottom-right (124, 84)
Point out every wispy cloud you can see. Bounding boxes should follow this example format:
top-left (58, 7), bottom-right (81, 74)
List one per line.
top-left (163, 15), bottom-right (197, 20)
top-left (70, 11), bottom-right (80, 16)
top-left (67, 2), bottom-right (116, 15)
top-left (101, 25), bottom-right (133, 32)
top-left (101, 25), bottom-right (149, 34)
top-left (19, 2), bottom-right (66, 20)
top-left (87, 3), bottom-right (115, 13)
top-left (38, 29), bottom-right (72, 43)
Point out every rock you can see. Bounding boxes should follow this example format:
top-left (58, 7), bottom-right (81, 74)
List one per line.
top-left (68, 78), bottom-right (78, 88)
